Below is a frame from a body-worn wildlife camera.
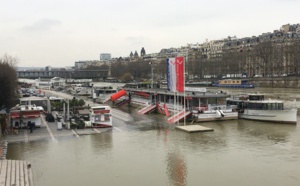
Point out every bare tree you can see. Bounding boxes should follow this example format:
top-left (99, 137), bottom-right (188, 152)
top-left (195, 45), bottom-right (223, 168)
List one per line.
top-left (289, 40), bottom-right (300, 76)
top-left (0, 54), bottom-right (18, 110)
top-left (254, 41), bottom-right (273, 77)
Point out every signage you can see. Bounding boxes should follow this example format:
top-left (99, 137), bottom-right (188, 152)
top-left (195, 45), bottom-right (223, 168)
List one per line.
top-left (184, 87), bottom-right (206, 92)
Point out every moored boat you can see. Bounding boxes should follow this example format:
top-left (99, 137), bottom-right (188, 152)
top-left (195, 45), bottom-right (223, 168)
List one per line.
top-left (191, 104), bottom-right (238, 122)
top-left (90, 105), bottom-right (112, 127)
top-left (227, 94), bottom-right (297, 124)
top-left (113, 84), bottom-right (238, 123)
top-left (93, 86), bottom-right (118, 103)
top-left (212, 79), bottom-right (254, 88)
top-left (9, 105), bottom-right (44, 128)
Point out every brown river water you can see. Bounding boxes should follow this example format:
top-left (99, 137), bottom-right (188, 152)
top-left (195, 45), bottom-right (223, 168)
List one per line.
top-left (7, 83), bottom-right (300, 186)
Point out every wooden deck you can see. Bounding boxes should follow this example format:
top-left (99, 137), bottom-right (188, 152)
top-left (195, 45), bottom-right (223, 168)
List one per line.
top-left (0, 160), bottom-right (33, 186)
top-left (176, 125), bottom-right (214, 133)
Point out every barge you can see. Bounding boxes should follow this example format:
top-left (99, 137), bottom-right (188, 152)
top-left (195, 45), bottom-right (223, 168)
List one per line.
top-left (212, 79), bottom-right (254, 88)
top-left (110, 82), bottom-right (238, 123)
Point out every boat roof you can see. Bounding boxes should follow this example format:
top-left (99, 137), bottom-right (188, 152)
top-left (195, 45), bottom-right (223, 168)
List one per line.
top-left (247, 100), bottom-right (283, 103)
top-left (228, 99), bottom-right (283, 103)
top-left (124, 88), bottom-right (230, 98)
top-left (91, 105), bottom-right (111, 109)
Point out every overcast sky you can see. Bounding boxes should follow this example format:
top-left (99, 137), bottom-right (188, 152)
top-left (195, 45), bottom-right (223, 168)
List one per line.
top-left (1, 0), bottom-right (300, 67)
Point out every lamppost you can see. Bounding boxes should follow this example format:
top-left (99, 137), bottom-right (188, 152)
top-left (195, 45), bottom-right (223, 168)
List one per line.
top-left (150, 61), bottom-right (153, 88)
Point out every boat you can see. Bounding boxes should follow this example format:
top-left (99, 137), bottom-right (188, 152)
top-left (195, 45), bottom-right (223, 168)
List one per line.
top-left (76, 88), bottom-right (92, 96)
top-left (90, 105), bottom-right (112, 127)
top-left (93, 86), bottom-right (118, 103)
top-left (212, 79), bottom-right (254, 88)
top-left (111, 84), bottom-right (238, 123)
top-left (9, 105), bottom-right (44, 128)
top-left (191, 104), bottom-right (238, 122)
top-left (227, 94), bottom-right (297, 124)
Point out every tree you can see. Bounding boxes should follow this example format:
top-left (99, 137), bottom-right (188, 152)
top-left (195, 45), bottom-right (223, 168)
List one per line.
top-left (0, 54), bottom-right (18, 111)
top-left (84, 64), bottom-right (109, 70)
top-left (254, 41), bottom-right (273, 77)
top-left (119, 73), bottom-right (133, 82)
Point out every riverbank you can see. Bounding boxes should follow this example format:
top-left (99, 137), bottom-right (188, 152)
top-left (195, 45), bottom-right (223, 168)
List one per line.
top-left (0, 140), bottom-right (7, 159)
top-left (205, 76), bottom-right (300, 88)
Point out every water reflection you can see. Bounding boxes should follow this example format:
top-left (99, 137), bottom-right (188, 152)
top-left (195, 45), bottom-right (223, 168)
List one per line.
top-left (89, 129), bottom-right (113, 154)
top-left (237, 119), bottom-right (296, 144)
top-left (166, 151), bottom-right (187, 186)
top-left (7, 139), bottom-right (50, 160)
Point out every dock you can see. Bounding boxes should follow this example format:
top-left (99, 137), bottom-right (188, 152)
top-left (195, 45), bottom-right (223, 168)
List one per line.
top-left (175, 125), bottom-right (214, 133)
top-left (0, 160), bottom-right (33, 186)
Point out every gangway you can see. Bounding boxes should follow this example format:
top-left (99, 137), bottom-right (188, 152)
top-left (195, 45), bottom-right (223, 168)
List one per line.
top-left (156, 103), bottom-right (163, 114)
top-left (137, 104), bottom-right (157, 114)
top-left (102, 97), bottom-right (111, 103)
top-left (167, 110), bottom-right (192, 123)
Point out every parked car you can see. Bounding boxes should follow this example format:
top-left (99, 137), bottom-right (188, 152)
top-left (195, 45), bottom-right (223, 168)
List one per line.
top-left (46, 113), bottom-right (55, 122)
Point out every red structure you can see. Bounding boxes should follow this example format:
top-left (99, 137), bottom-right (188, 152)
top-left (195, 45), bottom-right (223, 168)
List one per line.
top-left (110, 89), bottom-right (127, 101)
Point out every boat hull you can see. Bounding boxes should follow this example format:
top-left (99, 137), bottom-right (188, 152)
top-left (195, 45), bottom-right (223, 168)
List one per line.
top-left (212, 84), bottom-right (254, 88)
top-left (193, 111), bottom-right (238, 122)
top-left (92, 123), bottom-right (113, 128)
top-left (239, 109), bottom-right (297, 124)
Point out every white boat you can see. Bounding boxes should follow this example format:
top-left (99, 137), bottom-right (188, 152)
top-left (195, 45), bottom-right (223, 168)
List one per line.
top-left (76, 88), bottom-right (92, 96)
top-left (9, 105), bottom-right (44, 128)
top-left (227, 94), bottom-right (297, 124)
top-left (90, 105), bottom-right (112, 127)
top-left (93, 86), bottom-right (117, 103)
top-left (192, 104), bottom-right (238, 122)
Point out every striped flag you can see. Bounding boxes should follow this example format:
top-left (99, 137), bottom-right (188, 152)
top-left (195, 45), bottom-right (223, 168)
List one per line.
top-left (166, 57), bottom-right (184, 92)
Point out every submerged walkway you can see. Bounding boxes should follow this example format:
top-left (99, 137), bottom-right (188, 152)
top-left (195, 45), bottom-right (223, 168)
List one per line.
top-left (0, 159), bottom-right (33, 186)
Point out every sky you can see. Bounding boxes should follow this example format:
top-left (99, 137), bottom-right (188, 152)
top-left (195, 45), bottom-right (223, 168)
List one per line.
top-left (1, 0), bottom-right (300, 67)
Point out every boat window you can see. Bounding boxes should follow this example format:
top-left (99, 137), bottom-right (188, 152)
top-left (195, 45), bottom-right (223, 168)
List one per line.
top-left (248, 102), bottom-right (263, 110)
top-left (272, 103), bottom-right (277, 110)
top-left (249, 95), bottom-right (264, 100)
top-left (241, 102), bottom-right (248, 109)
top-left (262, 103), bottom-right (267, 110)
top-left (208, 98), bottom-right (218, 105)
top-left (278, 103), bottom-right (283, 110)
top-left (267, 103), bottom-right (271, 110)
top-left (104, 113), bottom-right (110, 121)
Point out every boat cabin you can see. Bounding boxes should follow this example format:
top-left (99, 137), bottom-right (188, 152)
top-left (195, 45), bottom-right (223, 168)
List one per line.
top-left (219, 79), bottom-right (246, 85)
top-left (227, 94), bottom-right (284, 111)
top-left (123, 82), bottom-right (160, 89)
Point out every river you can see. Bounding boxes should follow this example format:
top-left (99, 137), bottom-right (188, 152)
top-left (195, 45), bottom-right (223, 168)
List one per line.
top-left (7, 82), bottom-right (300, 186)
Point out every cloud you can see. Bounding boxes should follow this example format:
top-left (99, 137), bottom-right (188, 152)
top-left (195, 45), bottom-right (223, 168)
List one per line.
top-left (21, 18), bottom-right (61, 32)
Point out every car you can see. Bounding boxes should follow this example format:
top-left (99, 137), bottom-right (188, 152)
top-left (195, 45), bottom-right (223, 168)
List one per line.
top-left (45, 113), bottom-right (55, 122)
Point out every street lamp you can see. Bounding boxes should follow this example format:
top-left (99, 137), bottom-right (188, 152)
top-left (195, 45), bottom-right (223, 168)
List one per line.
top-left (149, 61), bottom-right (153, 88)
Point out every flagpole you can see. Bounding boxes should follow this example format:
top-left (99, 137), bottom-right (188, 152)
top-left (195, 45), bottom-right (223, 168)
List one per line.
top-left (151, 62), bottom-right (153, 89)
top-left (174, 91), bottom-right (176, 125)
top-left (184, 56), bottom-right (186, 126)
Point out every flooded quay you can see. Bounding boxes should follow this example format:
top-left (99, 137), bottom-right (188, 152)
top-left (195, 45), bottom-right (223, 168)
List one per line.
top-left (6, 85), bottom-right (300, 186)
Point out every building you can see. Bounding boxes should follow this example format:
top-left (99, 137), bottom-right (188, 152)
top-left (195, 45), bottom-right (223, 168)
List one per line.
top-left (100, 53), bottom-right (111, 61)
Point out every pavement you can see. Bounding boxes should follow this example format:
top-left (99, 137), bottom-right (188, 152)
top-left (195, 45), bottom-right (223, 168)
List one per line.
top-left (1, 90), bottom-right (131, 144)
top-left (2, 114), bottom-right (113, 144)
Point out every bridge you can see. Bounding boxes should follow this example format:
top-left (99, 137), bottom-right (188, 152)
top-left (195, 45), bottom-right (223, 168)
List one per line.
top-left (17, 69), bottom-right (109, 80)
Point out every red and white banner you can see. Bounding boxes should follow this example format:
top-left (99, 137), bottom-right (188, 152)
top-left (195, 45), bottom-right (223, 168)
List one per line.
top-left (166, 57), bottom-right (184, 92)
top-left (175, 56), bottom-right (184, 92)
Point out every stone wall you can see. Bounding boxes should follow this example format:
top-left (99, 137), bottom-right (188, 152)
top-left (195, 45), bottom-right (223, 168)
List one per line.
top-left (249, 77), bottom-right (300, 88)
